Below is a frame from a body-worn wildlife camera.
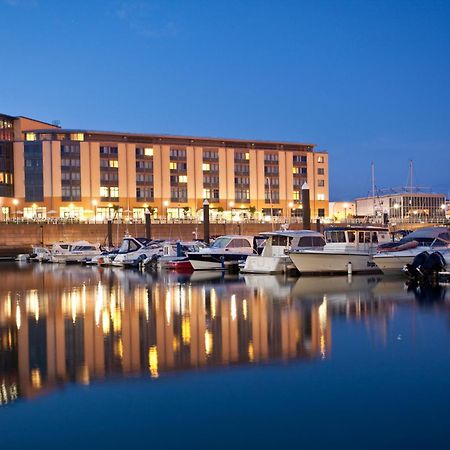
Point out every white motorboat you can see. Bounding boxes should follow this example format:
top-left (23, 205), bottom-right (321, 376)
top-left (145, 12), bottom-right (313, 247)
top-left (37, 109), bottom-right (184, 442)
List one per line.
top-left (155, 241), bottom-right (207, 269)
top-left (373, 226), bottom-right (450, 274)
top-left (289, 226), bottom-right (390, 275)
top-left (187, 235), bottom-right (256, 270)
top-left (50, 241), bottom-right (102, 264)
top-left (112, 236), bottom-right (163, 267)
top-left (29, 246), bottom-right (52, 263)
top-left (241, 230), bottom-right (325, 274)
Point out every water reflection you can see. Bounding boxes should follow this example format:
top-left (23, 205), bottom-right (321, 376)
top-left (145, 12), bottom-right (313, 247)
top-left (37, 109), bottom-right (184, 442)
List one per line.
top-left (0, 263), bottom-right (448, 406)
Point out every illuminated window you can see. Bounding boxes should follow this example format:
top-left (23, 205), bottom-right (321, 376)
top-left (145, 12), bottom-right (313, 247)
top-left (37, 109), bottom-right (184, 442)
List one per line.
top-left (292, 167), bottom-right (299, 174)
top-left (25, 132), bottom-right (36, 141)
top-left (178, 175), bottom-right (188, 183)
top-left (202, 163), bottom-right (210, 171)
top-left (144, 147), bottom-right (153, 156)
top-left (317, 193), bottom-right (325, 201)
top-left (170, 162), bottom-right (177, 170)
top-left (293, 191), bottom-right (300, 200)
top-left (245, 153), bottom-right (250, 160)
top-left (110, 187), bottom-right (119, 198)
top-left (203, 188), bottom-right (211, 198)
top-left (100, 186), bottom-right (109, 197)
top-left (109, 160), bottom-right (119, 168)
top-left (317, 156), bottom-right (325, 163)
top-left (70, 133), bottom-right (84, 141)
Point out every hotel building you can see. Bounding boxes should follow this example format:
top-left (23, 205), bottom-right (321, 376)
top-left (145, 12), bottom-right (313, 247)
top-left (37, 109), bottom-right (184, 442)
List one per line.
top-left (1, 112), bottom-right (329, 221)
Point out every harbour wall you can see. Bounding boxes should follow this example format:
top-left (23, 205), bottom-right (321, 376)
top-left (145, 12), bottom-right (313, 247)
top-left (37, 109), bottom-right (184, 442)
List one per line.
top-left (0, 222), bottom-right (317, 256)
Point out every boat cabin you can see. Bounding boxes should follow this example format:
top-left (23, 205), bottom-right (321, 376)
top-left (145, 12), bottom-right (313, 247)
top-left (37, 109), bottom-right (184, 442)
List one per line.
top-left (208, 236), bottom-right (255, 253)
top-left (324, 227), bottom-right (390, 248)
top-left (260, 230), bottom-right (325, 257)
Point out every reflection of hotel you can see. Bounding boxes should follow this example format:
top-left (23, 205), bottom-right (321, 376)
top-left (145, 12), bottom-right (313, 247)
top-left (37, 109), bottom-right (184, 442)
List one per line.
top-left (0, 266), bottom-right (331, 405)
top-left (0, 112), bottom-right (329, 221)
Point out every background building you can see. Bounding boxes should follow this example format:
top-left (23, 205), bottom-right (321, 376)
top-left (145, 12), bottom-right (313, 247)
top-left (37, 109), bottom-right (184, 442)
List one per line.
top-left (355, 190), bottom-right (447, 223)
top-left (1, 113), bottom-right (329, 221)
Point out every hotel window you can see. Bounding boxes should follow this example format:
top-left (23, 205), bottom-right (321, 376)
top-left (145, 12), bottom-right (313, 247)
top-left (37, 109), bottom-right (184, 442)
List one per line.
top-left (144, 147), bottom-right (153, 156)
top-left (70, 133), bottom-right (84, 141)
top-left (318, 168), bottom-right (325, 175)
top-left (99, 145), bottom-right (119, 201)
top-left (317, 194), bottom-right (325, 201)
top-left (178, 175), bottom-right (188, 183)
top-left (264, 152), bottom-right (280, 204)
top-left (202, 163), bottom-right (210, 171)
top-left (25, 132), bottom-right (37, 141)
top-left (170, 147), bottom-right (188, 201)
top-left (293, 191), bottom-right (300, 200)
top-left (317, 156), bottom-right (325, 163)
top-left (171, 187), bottom-right (187, 202)
top-left (61, 143), bottom-right (81, 201)
top-left (318, 208), bottom-right (325, 217)
top-left (24, 142), bottom-right (44, 202)
top-left (318, 179), bottom-right (325, 187)
top-left (203, 148), bottom-right (219, 160)
top-left (170, 162), bottom-right (177, 170)
top-left (0, 142), bottom-right (14, 197)
top-left (293, 167), bottom-right (299, 174)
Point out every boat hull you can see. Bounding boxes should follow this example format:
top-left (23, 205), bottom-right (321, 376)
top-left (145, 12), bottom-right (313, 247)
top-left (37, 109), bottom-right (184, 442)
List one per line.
top-left (241, 255), bottom-right (294, 274)
top-left (289, 251), bottom-right (381, 275)
top-left (188, 252), bottom-right (250, 270)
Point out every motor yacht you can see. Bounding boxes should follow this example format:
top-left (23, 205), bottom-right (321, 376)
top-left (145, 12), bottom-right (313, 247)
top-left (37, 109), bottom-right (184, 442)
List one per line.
top-left (112, 236), bottom-right (163, 268)
top-left (50, 241), bottom-right (103, 264)
top-left (289, 226), bottom-right (390, 275)
top-left (155, 241), bottom-right (207, 270)
top-left (29, 246), bottom-right (52, 263)
top-left (373, 226), bottom-right (450, 274)
top-left (241, 230), bottom-right (325, 274)
top-left (187, 235), bottom-right (256, 270)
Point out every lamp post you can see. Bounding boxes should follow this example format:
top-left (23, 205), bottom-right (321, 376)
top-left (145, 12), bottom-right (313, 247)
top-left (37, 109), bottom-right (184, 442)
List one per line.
top-left (441, 203), bottom-right (447, 222)
top-left (288, 202), bottom-right (294, 224)
top-left (163, 200), bottom-right (169, 222)
top-left (343, 202), bottom-right (349, 224)
top-left (92, 200), bottom-right (98, 224)
top-left (12, 199), bottom-right (18, 223)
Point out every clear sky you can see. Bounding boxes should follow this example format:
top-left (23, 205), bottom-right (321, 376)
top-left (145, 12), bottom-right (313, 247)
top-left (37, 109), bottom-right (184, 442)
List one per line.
top-left (1, 0), bottom-right (449, 200)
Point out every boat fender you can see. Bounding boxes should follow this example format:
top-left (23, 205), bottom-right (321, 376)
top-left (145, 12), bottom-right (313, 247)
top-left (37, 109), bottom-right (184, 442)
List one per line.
top-left (347, 261), bottom-right (352, 275)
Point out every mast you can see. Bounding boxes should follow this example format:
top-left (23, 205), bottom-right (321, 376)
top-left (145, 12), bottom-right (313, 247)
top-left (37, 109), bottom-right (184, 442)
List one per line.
top-left (371, 162), bottom-right (376, 218)
top-left (410, 160), bottom-right (413, 193)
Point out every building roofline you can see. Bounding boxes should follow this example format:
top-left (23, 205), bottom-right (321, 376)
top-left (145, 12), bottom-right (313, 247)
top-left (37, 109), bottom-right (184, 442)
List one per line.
top-left (22, 128), bottom-right (317, 149)
top-left (17, 116), bottom-right (60, 128)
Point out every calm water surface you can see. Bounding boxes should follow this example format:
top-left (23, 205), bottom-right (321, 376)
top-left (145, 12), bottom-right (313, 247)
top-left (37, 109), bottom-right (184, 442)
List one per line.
top-left (0, 263), bottom-right (449, 449)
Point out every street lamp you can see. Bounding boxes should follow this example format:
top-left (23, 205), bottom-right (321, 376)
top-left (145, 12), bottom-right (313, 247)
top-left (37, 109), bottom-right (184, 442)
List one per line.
top-left (343, 203), bottom-right (349, 223)
top-left (163, 200), bottom-right (169, 221)
top-left (12, 198), bottom-right (19, 223)
top-left (92, 200), bottom-right (98, 223)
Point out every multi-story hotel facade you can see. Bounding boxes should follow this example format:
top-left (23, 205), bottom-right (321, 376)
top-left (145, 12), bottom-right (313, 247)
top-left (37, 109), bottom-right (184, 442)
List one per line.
top-left (1, 112), bottom-right (329, 221)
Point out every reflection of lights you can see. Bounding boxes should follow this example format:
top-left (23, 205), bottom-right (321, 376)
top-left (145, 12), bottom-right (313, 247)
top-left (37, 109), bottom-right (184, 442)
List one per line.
top-left (15, 303), bottom-right (21, 330)
top-left (248, 341), bottom-right (254, 362)
top-left (242, 299), bottom-right (248, 321)
top-left (165, 291), bottom-right (171, 325)
top-left (31, 368), bottom-right (42, 389)
top-left (182, 316), bottom-right (191, 345)
top-left (95, 282), bottom-right (104, 327)
top-left (173, 336), bottom-right (180, 351)
top-left (78, 365), bottom-right (90, 386)
top-left (318, 296), bottom-right (327, 359)
top-left (102, 310), bottom-right (110, 335)
top-left (113, 308), bottom-right (122, 333)
top-left (148, 346), bottom-right (159, 378)
top-left (114, 339), bottom-right (123, 359)
top-left (231, 295), bottom-right (237, 321)
top-left (26, 290), bottom-right (40, 322)
top-left (210, 289), bottom-right (217, 318)
top-left (205, 330), bottom-right (213, 356)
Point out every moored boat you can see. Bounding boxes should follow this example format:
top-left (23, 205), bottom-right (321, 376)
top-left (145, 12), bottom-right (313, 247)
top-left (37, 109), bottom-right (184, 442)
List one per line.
top-left (289, 226), bottom-right (390, 275)
top-left (241, 230), bottom-right (325, 274)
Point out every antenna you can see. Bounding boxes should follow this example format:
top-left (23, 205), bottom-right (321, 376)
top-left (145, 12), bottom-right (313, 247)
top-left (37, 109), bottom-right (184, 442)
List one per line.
top-left (371, 162), bottom-right (375, 217)
top-left (410, 160), bottom-right (413, 193)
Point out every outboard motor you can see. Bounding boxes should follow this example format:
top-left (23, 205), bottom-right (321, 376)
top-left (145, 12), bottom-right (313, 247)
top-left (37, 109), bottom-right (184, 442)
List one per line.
top-left (404, 251), bottom-right (429, 278)
top-left (405, 251), bottom-right (446, 282)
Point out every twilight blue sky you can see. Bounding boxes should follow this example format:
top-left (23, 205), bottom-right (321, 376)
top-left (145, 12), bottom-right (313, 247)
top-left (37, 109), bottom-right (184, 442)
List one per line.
top-left (1, 0), bottom-right (449, 200)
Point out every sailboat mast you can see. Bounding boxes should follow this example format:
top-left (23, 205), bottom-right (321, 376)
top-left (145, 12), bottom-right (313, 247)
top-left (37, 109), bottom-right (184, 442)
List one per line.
top-left (371, 162), bottom-right (375, 218)
top-left (410, 160), bottom-right (413, 193)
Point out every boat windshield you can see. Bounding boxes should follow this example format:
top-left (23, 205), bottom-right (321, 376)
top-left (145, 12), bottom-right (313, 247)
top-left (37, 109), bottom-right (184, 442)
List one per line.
top-left (271, 236), bottom-right (292, 246)
top-left (211, 237), bottom-right (231, 249)
top-left (118, 239), bottom-right (141, 254)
